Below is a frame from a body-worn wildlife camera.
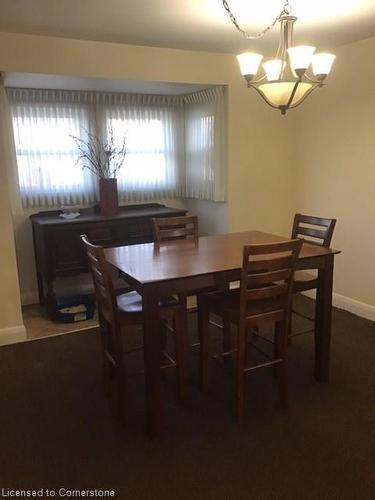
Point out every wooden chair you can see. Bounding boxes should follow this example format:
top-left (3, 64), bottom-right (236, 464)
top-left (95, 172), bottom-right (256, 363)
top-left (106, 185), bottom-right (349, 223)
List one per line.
top-left (152, 215), bottom-right (214, 349)
top-left (198, 239), bottom-right (302, 422)
top-left (290, 213), bottom-right (336, 339)
top-left (81, 235), bottom-right (188, 420)
top-left (152, 215), bottom-right (198, 243)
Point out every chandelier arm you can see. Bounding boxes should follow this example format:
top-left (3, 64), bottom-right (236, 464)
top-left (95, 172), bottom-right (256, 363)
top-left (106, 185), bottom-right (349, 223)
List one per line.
top-left (222, 0), bottom-right (293, 40)
top-left (288, 83), bottom-right (320, 109)
top-left (286, 80), bottom-right (300, 108)
top-left (248, 74), bottom-right (267, 85)
top-left (303, 72), bottom-right (322, 85)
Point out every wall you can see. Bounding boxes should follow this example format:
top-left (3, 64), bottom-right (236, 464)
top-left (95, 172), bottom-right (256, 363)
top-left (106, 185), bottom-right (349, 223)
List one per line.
top-left (293, 36), bottom-right (375, 319)
top-left (0, 31), bottom-right (297, 311)
top-left (0, 95), bottom-right (26, 344)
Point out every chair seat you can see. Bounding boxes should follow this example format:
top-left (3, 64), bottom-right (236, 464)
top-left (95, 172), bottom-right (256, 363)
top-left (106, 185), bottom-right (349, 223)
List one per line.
top-left (201, 289), bottom-right (284, 325)
top-left (293, 271), bottom-right (318, 293)
top-left (116, 291), bottom-right (178, 314)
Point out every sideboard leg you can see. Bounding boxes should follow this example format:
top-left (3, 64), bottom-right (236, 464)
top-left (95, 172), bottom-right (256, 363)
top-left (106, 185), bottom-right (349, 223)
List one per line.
top-left (46, 278), bottom-right (56, 317)
top-left (36, 271), bottom-right (45, 305)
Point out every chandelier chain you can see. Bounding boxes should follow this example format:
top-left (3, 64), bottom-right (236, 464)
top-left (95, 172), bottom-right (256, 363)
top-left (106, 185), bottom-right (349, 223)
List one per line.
top-left (222, 0), bottom-right (292, 40)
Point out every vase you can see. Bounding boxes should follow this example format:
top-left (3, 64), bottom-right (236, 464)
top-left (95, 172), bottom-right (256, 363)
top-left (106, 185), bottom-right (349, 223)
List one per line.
top-left (99, 178), bottom-right (118, 216)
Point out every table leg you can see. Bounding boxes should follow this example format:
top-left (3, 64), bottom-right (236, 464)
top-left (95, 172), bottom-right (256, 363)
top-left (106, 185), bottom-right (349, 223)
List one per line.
top-left (142, 285), bottom-right (161, 437)
top-left (315, 254), bottom-right (334, 382)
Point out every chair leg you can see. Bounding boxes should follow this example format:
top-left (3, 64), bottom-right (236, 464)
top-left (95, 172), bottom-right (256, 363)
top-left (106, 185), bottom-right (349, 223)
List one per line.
top-left (160, 320), bottom-right (168, 365)
top-left (99, 316), bottom-right (111, 397)
top-left (197, 296), bottom-right (210, 392)
top-left (275, 321), bottom-right (288, 408)
top-left (112, 324), bottom-right (126, 420)
top-left (222, 317), bottom-right (231, 365)
top-left (174, 295), bottom-right (188, 401)
top-left (287, 298), bottom-right (293, 346)
top-left (273, 321), bottom-right (279, 378)
top-left (236, 324), bottom-right (246, 423)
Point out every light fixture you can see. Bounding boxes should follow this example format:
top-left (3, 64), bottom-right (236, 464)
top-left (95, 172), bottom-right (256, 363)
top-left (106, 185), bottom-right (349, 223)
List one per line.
top-left (223, 0), bottom-right (336, 114)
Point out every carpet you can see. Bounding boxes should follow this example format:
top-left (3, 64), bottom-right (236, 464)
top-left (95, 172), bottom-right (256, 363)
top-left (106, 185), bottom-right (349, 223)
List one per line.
top-left (0, 296), bottom-right (374, 500)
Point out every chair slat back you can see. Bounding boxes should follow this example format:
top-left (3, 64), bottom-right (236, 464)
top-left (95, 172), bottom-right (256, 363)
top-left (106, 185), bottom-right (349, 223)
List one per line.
top-left (152, 215), bottom-right (198, 243)
top-left (240, 239), bottom-right (303, 324)
top-left (292, 213), bottom-right (336, 247)
top-left (81, 235), bottom-right (117, 326)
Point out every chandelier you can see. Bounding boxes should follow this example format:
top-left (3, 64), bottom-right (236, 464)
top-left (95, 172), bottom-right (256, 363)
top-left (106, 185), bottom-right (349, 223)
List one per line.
top-left (223, 0), bottom-right (336, 114)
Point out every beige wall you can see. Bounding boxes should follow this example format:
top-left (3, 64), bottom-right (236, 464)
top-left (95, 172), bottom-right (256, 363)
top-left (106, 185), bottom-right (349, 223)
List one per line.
top-left (293, 36), bottom-right (375, 313)
top-left (0, 109), bottom-right (24, 340)
top-left (0, 31), bottom-right (296, 309)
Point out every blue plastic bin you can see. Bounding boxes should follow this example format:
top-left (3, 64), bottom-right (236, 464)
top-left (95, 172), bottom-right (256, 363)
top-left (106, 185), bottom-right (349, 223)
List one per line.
top-left (52, 295), bottom-right (96, 323)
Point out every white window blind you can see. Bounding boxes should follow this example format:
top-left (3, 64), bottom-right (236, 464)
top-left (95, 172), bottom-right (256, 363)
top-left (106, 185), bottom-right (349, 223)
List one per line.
top-left (7, 87), bottom-right (226, 208)
top-left (184, 87), bottom-right (226, 202)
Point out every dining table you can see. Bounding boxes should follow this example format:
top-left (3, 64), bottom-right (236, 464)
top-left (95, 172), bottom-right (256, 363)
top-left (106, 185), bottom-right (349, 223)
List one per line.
top-left (104, 230), bottom-right (341, 437)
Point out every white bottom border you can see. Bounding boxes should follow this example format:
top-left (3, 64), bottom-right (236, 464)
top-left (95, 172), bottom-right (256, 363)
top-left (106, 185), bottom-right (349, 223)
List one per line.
top-left (303, 290), bottom-right (375, 322)
top-left (0, 325), bottom-right (27, 346)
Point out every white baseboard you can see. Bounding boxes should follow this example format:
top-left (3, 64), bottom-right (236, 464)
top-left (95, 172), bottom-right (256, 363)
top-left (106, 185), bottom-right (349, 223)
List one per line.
top-left (302, 290), bottom-right (375, 322)
top-left (0, 325), bottom-right (27, 346)
top-left (332, 293), bottom-right (375, 322)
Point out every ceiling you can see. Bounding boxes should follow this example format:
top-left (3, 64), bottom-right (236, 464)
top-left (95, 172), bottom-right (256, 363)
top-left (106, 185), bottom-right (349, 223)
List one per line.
top-left (0, 0), bottom-right (374, 54)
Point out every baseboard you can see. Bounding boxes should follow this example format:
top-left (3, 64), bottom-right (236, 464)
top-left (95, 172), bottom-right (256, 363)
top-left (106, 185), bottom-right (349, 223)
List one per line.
top-left (332, 293), bottom-right (375, 322)
top-left (0, 325), bottom-right (27, 346)
top-left (302, 290), bottom-right (375, 322)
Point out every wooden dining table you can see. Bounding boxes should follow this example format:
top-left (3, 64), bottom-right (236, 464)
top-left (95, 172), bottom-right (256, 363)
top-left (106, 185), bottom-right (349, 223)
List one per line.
top-left (105, 230), bottom-right (341, 437)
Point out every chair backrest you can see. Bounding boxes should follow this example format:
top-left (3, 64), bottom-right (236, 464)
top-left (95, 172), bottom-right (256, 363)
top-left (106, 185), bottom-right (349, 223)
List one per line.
top-left (81, 235), bottom-right (117, 326)
top-left (152, 215), bottom-right (198, 243)
top-left (239, 239), bottom-right (303, 325)
top-left (291, 213), bottom-right (336, 247)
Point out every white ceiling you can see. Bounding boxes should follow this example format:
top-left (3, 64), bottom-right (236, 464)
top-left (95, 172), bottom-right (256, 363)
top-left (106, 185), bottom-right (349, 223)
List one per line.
top-left (0, 0), bottom-right (374, 54)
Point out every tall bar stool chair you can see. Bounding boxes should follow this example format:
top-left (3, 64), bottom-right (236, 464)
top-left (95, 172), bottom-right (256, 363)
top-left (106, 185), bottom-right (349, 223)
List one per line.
top-left (81, 235), bottom-right (188, 420)
top-left (152, 215), bottom-right (215, 349)
top-left (198, 239), bottom-right (302, 422)
top-left (290, 213), bottom-right (336, 340)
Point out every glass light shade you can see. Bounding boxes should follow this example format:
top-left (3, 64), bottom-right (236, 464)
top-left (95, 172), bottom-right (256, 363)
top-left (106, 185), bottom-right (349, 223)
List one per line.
top-left (236, 52), bottom-right (263, 76)
top-left (287, 45), bottom-right (316, 70)
top-left (257, 82), bottom-right (312, 108)
top-left (263, 59), bottom-right (284, 81)
top-left (312, 53), bottom-right (336, 76)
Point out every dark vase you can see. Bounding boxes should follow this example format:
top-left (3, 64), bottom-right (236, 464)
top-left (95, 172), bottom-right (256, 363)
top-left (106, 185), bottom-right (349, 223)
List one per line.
top-left (99, 178), bottom-right (118, 216)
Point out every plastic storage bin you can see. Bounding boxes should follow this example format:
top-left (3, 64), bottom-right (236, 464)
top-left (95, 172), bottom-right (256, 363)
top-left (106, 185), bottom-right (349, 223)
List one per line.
top-left (51, 295), bottom-right (96, 323)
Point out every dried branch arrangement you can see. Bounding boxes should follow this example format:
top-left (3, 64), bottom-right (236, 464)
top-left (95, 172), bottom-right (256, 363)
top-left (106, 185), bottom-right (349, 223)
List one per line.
top-left (71, 127), bottom-right (126, 179)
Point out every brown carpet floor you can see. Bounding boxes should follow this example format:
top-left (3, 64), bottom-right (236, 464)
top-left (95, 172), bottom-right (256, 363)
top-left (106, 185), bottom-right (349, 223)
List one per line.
top-left (0, 296), bottom-right (374, 500)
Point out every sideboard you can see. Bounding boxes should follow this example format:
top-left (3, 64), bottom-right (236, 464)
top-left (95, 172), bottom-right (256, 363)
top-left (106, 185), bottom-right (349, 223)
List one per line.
top-left (30, 203), bottom-right (187, 308)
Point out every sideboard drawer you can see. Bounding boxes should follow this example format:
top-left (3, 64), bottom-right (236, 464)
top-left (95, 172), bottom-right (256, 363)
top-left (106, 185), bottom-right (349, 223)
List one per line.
top-left (48, 229), bottom-right (87, 273)
top-left (86, 226), bottom-right (113, 245)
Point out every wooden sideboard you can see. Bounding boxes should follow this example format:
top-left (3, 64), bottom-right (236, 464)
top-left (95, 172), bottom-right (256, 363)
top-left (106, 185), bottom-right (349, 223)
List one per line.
top-left (30, 203), bottom-right (187, 308)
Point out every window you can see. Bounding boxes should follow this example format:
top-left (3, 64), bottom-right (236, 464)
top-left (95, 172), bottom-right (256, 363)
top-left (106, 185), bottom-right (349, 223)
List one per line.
top-left (11, 99), bottom-right (95, 207)
top-left (8, 87), bottom-right (226, 208)
top-left (106, 105), bottom-right (182, 200)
